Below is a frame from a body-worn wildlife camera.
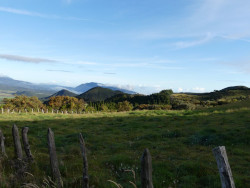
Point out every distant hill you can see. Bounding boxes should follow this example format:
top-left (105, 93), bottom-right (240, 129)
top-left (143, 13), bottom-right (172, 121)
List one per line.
top-left (197, 86), bottom-right (250, 100)
top-left (0, 76), bottom-right (61, 91)
top-left (105, 89), bottom-right (173, 105)
top-left (14, 90), bottom-right (54, 98)
top-left (42, 89), bottom-right (77, 101)
top-left (77, 87), bottom-right (124, 102)
top-left (0, 76), bottom-right (137, 98)
top-left (74, 82), bottom-right (136, 94)
top-left (220, 86), bottom-right (250, 91)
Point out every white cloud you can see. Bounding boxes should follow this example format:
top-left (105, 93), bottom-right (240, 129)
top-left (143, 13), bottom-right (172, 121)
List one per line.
top-left (0, 54), bottom-right (57, 63)
top-left (192, 87), bottom-right (206, 92)
top-left (76, 61), bottom-right (98, 65)
top-left (133, 0), bottom-right (250, 47)
top-left (178, 88), bottom-right (183, 92)
top-left (0, 6), bottom-right (89, 21)
top-left (174, 33), bottom-right (214, 49)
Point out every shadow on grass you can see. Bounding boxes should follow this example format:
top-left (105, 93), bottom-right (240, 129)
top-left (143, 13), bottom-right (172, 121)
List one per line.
top-left (0, 107), bottom-right (250, 188)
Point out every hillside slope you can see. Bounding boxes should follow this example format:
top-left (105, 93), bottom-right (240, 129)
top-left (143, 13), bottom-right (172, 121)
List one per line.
top-left (77, 87), bottom-right (124, 102)
top-left (74, 82), bottom-right (136, 94)
top-left (42, 89), bottom-right (77, 101)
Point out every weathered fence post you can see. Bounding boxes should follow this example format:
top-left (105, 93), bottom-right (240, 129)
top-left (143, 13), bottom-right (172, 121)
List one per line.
top-left (12, 124), bottom-right (23, 160)
top-left (47, 109), bottom-right (49, 113)
top-left (38, 109), bottom-right (39, 113)
top-left (141, 148), bottom-right (154, 188)
top-left (32, 108), bottom-right (34, 113)
top-left (47, 128), bottom-right (63, 188)
top-left (57, 110), bottom-right (58, 114)
top-left (0, 130), bottom-right (7, 157)
top-left (79, 133), bottom-right (89, 188)
top-left (1, 108), bottom-right (3, 114)
top-left (22, 127), bottom-right (33, 160)
top-left (7, 109), bottom-right (10, 114)
top-left (213, 146), bottom-right (235, 188)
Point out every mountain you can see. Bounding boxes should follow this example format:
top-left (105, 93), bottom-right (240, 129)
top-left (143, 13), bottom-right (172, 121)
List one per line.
top-left (77, 87), bottom-right (124, 102)
top-left (74, 82), bottom-right (136, 94)
top-left (46, 89), bottom-right (77, 98)
top-left (105, 89), bottom-right (173, 105)
top-left (50, 89), bottom-right (77, 97)
top-left (14, 90), bottom-right (54, 98)
top-left (0, 76), bottom-right (60, 91)
top-left (0, 76), bottom-right (136, 95)
top-left (41, 89), bottom-right (77, 102)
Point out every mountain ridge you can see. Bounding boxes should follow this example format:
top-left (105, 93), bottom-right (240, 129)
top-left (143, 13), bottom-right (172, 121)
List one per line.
top-left (0, 76), bottom-right (137, 98)
top-left (77, 87), bottom-right (124, 102)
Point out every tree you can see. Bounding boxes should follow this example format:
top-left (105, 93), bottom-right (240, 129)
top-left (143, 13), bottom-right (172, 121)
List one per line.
top-left (3, 95), bottom-right (44, 110)
top-left (47, 96), bottom-right (86, 111)
top-left (117, 101), bottom-right (133, 112)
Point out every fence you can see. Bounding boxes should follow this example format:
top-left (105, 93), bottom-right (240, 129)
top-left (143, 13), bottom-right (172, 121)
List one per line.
top-left (0, 125), bottom-right (235, 188)
top-left (1, 108), bottom-right (97, 115)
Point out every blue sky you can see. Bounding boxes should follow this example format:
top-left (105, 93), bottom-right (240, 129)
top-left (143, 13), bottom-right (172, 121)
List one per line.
top-left (0, 0), bottom-right (249, 94)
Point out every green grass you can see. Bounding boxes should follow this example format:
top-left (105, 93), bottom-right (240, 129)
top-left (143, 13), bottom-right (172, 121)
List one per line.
top-left (0, 100), bottom-right (250, 187)
top-left (0, 90), bottom-right (15, 103)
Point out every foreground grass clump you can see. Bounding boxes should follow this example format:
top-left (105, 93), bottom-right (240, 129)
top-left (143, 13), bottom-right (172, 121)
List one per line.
top-left (0, 100), bottom-right (250, 187)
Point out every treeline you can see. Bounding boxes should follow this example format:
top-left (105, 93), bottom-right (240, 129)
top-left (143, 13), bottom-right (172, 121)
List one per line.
top-left (1, 87), bottom-right (249, 112)
top-left (1, 90), bottom-right (174, 112)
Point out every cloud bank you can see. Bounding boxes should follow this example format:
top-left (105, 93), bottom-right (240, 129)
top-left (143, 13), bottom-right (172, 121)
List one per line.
top-left (0, 54), bottom-right (57, 63)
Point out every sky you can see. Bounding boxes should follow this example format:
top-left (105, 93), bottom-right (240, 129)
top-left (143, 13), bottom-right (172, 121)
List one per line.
top-left (0, 0), bottom-right (250, 94)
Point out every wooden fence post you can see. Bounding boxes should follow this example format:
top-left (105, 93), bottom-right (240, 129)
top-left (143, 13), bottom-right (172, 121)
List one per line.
top-left (79, 133), bottom-right (89, 188)
top-left (213, 146), bottom-right (235, 188)
top-left (1, 108), bottom-right (3, 114)
top-left (141, 148), bottom-right (154, 188)
top-left (47, 128), bottom-right (63, 188)
top-left (32, 108), bottom-right (34, 113)
top-left (12, 124), bottom-right (23, 160)
top-left (22, 127), bottom-right (33, 160)
top-left (0, 130), bottom-right (7, 157)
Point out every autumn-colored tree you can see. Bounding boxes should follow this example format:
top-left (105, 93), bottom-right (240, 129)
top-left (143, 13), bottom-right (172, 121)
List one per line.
top-left (3, 95), bottom-right (44, 110)
top-left (47, 96), bottom-right (86, 111)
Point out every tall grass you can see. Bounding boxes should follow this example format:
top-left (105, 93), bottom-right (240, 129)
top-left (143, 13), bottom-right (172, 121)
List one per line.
top-left (0, 100), bottom-right (249, 187)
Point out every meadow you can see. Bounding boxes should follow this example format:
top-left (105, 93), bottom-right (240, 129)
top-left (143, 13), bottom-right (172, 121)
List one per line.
top-left (0, 100), bottom-right (250, 188)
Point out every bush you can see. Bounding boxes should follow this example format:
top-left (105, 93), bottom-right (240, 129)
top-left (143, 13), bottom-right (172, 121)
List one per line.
top-left (3, 95), bottom-right (44, 110)
top-left (172, 103), bottom-right (196, 110)
top-left (47, 96), bottom-right (86, 111)
top-left (117, 101), bottom-right (133, 112)
top-left (135, 104), bottom-right (172, 110)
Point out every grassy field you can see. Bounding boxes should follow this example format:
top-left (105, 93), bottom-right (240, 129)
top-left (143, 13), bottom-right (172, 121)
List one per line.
top-left (0, 90), bottom-right (15, 103)
top-left (0, 100), bottom-right (250, 187)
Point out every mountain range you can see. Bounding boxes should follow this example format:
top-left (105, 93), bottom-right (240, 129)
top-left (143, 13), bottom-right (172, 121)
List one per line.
top-left (0, 76), bottom-right (136, 99)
